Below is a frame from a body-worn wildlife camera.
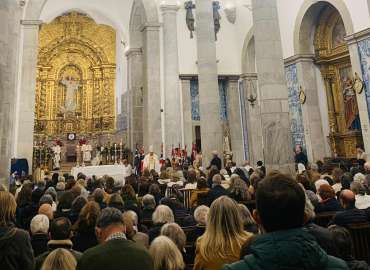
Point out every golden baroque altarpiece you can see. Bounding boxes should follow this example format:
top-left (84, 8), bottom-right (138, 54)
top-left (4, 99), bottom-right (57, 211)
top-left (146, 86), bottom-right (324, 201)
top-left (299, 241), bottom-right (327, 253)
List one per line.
top-left (314, 7), bottom-right (363, 158)
top-left (34, 12), bottom-right (116, 140)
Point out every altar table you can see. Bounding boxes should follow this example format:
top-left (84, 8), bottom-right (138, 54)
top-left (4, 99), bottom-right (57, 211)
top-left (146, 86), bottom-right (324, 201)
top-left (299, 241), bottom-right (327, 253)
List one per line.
top-left (71, 165), bottom-right (125, 185)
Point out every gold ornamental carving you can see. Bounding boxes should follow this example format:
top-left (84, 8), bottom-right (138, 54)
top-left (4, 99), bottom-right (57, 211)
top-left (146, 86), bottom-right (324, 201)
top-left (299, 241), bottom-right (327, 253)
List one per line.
top-left (315, 7), bottom-right (364, 158)
top-left (34, 12), bottom-right (116, 139)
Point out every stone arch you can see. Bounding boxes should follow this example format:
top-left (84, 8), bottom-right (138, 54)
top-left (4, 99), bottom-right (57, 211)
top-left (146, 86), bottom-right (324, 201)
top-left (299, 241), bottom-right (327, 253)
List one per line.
top-left (24, 0), bottom-right (48, 20)
top-left (241, 27), bottom-right (256, 74)
top-left (293, 0), bottom-right (354, 55)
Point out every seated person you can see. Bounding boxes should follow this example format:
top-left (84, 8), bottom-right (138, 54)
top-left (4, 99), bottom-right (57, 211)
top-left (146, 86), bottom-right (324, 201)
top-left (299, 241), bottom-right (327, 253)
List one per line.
top-left (190, 178), bottom-right (210, 208)
top-left (332, 190), bottom-right (368, 227)
top-left (148, 205), bottom-right (174, 243)
top-left (223, 172), bottom-right (347, 270)
top-left (206, 174), bottom-right (229, 206)
top-left (315, 184), bottom-right (342, 213)
top-left (30, 214), bottom-right (50, 257)
top-left (35, 217), bottom-right (82, 270)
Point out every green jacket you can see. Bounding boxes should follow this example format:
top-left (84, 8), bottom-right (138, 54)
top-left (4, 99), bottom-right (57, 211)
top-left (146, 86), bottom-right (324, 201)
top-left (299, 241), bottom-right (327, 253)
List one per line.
top-left (223, 228), bottom-right (348, 270)
top-left (76, 239), bottom-right (153, 270)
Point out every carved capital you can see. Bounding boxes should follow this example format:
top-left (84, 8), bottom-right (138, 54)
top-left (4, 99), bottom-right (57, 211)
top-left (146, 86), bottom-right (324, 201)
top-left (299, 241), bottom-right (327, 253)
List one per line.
top-left (160, 4), bottom-right (180, 13)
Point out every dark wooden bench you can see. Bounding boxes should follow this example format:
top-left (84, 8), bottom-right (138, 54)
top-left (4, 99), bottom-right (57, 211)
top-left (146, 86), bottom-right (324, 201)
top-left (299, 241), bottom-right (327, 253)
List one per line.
top-left (314, 212), bottom-right (336, 227)
top-left (347, 222), bottom-right (370, 264)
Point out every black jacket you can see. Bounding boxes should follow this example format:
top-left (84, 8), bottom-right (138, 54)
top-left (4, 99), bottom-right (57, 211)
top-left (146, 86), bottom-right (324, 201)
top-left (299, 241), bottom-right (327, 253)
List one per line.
top-left (209, 156), bottom-right (222, 170)
top-left (315, 198), bottom-right (342, 213)
top-left (0, 225), bottom-right (34, 270)
top-left (31, 233), bottom-right (49, 257)
top-left (76, 239), bottom-right (153, 270)
top-left (332, 208), bottom-right (369, 227)
top-left (206, 185), bottom-right (229, 206)
top-left (72, 224), bottom-right (99, 252)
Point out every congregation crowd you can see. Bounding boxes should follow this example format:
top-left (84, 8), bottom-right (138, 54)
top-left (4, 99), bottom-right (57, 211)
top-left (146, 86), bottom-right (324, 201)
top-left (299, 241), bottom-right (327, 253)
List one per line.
top-left (1, 151), bottom-right (370, 270)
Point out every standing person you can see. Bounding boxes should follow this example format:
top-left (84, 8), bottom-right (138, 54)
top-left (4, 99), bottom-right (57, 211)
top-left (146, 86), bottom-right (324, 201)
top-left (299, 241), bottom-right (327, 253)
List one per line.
top-left (294, 145), bottom-right (308, 167)
top-left (0, 191), bottom-right (34, 270)
top-left (207, 151), bottom-right (222, 170)
top-left (356, 145), bottom-right (367, 162)
top-left (223, 172), bottom-right (347, 270)
top-left (122, 159), bottom-right (132, 186)
top-left (143, 146), bottom-right (160, 174)
top-left (76, 207), bottom-right (153, 270)
top-left (193, 196), bottom-right (252, 270)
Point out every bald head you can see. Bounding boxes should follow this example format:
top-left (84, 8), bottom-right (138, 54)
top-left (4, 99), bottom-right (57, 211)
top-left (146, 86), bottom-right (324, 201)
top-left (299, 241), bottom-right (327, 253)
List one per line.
top-left (340, 189), bottom-right (356, 209)
top-left (365, 162), bottom-right (370, 171)
top-left (39, 203), bottom-right (54, 220)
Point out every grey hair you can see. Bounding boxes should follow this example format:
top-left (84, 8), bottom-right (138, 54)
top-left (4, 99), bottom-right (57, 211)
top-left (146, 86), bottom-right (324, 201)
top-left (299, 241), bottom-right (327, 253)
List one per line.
top-left (350, 181), bottom-right (366, 195)
top-left (160, 222), bottom-right (186, 251)
top-left (152, 205), bottom-right (174, 224)
top-left (194, 205), bottom-right (209, 225)
top-left (30, 214), bottom-right (50, 234)
top-left (142, 194), bottom-right (156, 209)
top-left (96, 207), bottom-right (124, 229)
top-left (212, 174), bottom-right (222, 186)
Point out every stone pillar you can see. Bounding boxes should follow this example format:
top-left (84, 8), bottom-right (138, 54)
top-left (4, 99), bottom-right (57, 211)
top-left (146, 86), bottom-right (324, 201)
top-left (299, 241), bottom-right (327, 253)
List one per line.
top-left (13, 19), bottom-right (42, 172)
top-left (251, 0), bottom-right (294, 172)
top-left (180, 77), bottom-right (194, 151)
top-left (227, 77), bottom-right (244, 165)
top-left (195, 0), bottom-right (223, 167)
top-left (345, 36), bottom-right (370, 154)
top-left (293, 56), bottom-right (327, 162)
top-left (241, 73), bottom-right (264, 167)
top-left (142, 23), bottom-right (162, 153)
top-left (0, 0), bottom-right (22, 185)
top-left (126, 48), bottom-right (144, 150)
top-left (161, 4), bottom-right (182, 156)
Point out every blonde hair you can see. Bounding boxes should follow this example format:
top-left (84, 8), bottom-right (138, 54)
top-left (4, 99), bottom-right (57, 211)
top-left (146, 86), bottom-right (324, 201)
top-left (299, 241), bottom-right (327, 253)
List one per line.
top-left (197, 196), bottom-right (251, 262)
top-left (40, 248), bottom-right (77, 270)
top-left (149, 236), bottom-right (185, 270)
top-left (0, 191), bottom-right (17, 226)
top-left (152, 205), bottom-right (174, 224)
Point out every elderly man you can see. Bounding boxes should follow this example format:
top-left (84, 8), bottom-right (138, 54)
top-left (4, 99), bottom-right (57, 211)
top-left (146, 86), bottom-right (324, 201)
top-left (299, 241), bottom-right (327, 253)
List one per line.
top-left (223, 172), bottom-right (347, 270)
top-left (35, 217), bottom-right (82, 270)
top-left (30, 214), bottom-right (49, 256)
top-left (206, 174), bottom-right (228, 206)
top-left (76, 207), bottom-right (153, 270)
top-left (332, 190), bottom-right (368, 227)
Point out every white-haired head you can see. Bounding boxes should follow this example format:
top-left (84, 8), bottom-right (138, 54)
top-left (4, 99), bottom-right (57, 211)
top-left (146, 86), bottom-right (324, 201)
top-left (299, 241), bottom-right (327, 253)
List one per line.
top-left (354, 173), bottom-right (365, 184)
top-left (30, 214), bottom-right (49, 235)
top-left (194, 205), bottom-right (209, 226)
top-left (152, 205), bottom-right (174, 224)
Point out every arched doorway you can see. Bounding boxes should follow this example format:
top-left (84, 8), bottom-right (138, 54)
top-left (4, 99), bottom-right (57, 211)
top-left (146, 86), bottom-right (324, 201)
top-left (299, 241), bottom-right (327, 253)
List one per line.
top-left (314, 6), bottom-right (363, 158)
top-left (294, 1), bottom-right (362, 159)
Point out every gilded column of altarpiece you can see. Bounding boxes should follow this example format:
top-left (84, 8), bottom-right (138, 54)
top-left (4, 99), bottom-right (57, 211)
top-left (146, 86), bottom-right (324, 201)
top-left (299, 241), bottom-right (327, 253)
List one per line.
top-left (34, 12), bottom-right (116, 140)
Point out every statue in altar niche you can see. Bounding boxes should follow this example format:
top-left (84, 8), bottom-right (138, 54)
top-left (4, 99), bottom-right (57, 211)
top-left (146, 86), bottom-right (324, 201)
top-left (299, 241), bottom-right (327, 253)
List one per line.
top-left (60, 76), bottom-right (81, 112)
top-left (340, 68), bottom-right (361, 130)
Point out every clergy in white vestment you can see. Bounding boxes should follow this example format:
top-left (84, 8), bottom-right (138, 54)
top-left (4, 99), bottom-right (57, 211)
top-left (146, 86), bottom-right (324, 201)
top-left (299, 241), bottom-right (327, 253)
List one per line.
top-left (82, 144), bottom-right (92, 162)
top-left (143, 145), bottom-right (160, 173)
top-left (52, 144), bottom-right (61, 169)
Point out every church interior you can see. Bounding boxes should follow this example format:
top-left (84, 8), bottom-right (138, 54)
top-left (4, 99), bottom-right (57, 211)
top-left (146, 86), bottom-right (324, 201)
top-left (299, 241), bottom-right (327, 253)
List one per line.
top-left (1, 0), bottom-right (370, 269)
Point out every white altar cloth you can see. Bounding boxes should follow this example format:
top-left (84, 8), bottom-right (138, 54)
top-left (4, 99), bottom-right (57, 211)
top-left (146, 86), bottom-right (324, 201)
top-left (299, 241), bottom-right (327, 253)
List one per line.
top-left (71, 165), bottom-right (125, 186)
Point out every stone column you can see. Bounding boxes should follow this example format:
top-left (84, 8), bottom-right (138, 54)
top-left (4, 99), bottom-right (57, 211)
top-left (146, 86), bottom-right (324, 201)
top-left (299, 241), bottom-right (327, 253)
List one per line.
top-left (13, 19), bottom-right (42, 174)
top-left (0, 0), bottom-right (22, 184)
top-left (195, 0), bottom-right (223, 167)
top-left (241, 73), bottom-right (264, 167)
top-left (126, 48), bottom-right (144, 150)
top-left (227, 77), bottom-right (244, 165)
top-left (251, 0), bottom-right (294, 172)
top-left (161, 4), bottom-right (182, 157)
top-left (293, 55), bottom-right (327, 162)
top-left (345, 36), bottom-right (370, 154)
top-left (180, 77), bottom-right (194, 151)
top-left (142, 23), bottom-right (162, 153)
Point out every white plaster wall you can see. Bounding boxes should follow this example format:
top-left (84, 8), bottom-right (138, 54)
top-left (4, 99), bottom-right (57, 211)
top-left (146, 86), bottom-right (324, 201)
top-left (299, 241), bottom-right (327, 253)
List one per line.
top-left (277, 0), bottom-right (370, 59)
top-left (39, 0), bottom-right (133, 114)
